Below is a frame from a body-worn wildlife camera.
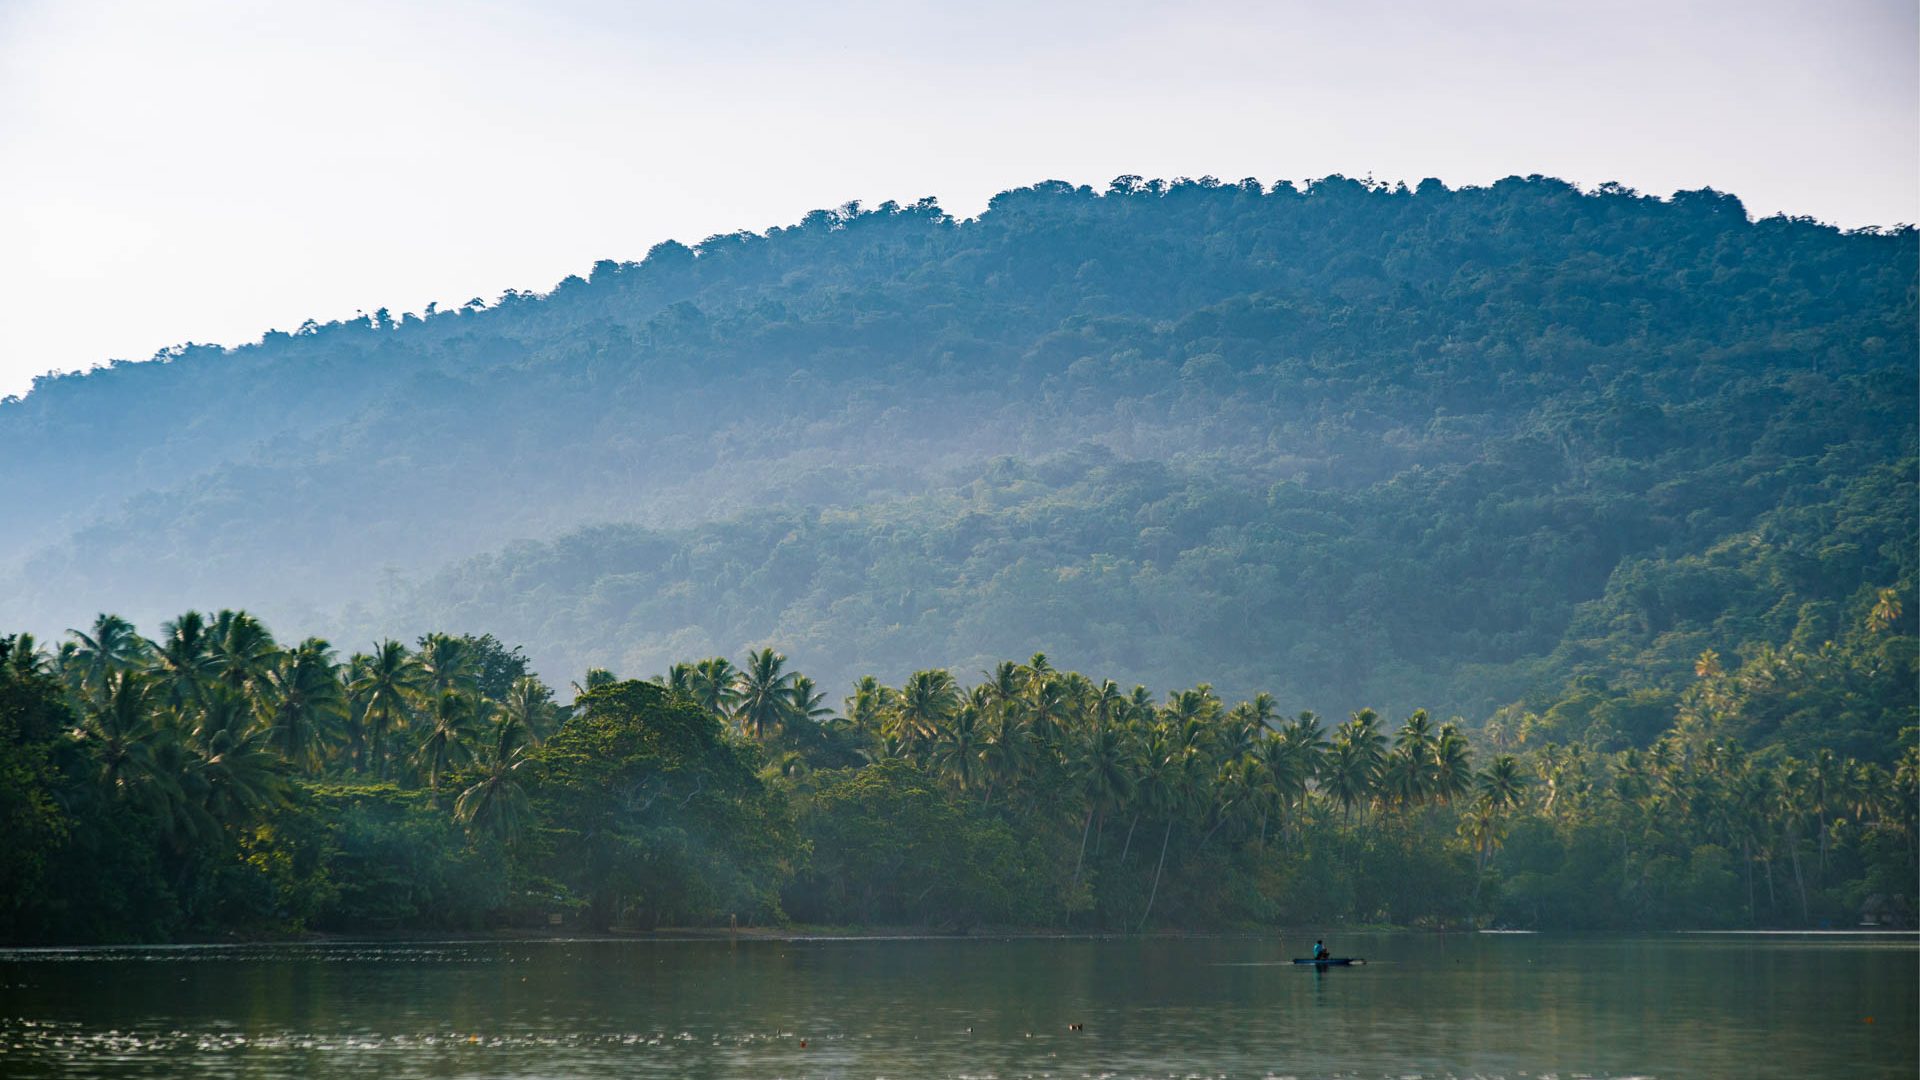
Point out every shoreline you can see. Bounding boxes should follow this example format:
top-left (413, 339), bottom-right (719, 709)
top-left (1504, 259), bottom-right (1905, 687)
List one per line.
top-left (5, 924), bottom-right (1914, 951)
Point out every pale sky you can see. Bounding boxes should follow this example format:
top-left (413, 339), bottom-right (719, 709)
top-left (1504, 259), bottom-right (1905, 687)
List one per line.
top-left (1, 0), bottom-right (1914, 400)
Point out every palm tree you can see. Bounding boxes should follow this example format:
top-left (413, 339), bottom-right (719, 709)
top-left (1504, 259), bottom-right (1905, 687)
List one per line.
top-left (2, 632), bottom-right (51, 678)
top-left (1432, 723), bottom-right (1475, 805)
top-left (889, 669), bottom-right (960, 745)
top-left (1320, 739), bottom-right (1374, 824)
top-left (82, 668), bottom-right (164, 796)
top-left (417, 632), bottom-right (480, 699)
top-left (572, 667), bottom-right (618, 702)
top-left (501, 675), bottom-right (560, 745)
top-left (153, 611), bottom-right (216, 709)
top-left (347, 640), bottom-right (423, 778)
top-left (844, 675), bottom-right (892, 737)
top-left (1252, 730), bottom-right (1310, 845)
top-left (190, 683), bottom-right (288, 826)
top-left (456, 715), bottom-right (533, 845)
top-left (735, 647), bottom-right (796, 740)
top-left (930, 701), bottom-right (987, 791)
top-left (207, 609), bottom-right (279, 699)
top-left (787, 675), bottom-right (833, 726)
top-left (68, 613), bottom-right (148, 696)
top-left (1071, 718), bottom-right (1138, 876)
top-left (417, 689), bottom-right (484, 789)
top-left (688, 656), bottom-right (741, 719)
top-left (1135, 724), bottom-right (1199, 930)
top-left (1476, 754), bottom-right (1529, 814)
top-left (260, 638), bottom-right (346, 772)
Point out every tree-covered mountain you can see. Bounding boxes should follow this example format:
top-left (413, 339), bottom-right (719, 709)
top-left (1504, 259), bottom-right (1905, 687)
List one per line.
top-left (4, 174), bottom-right (1914, 721)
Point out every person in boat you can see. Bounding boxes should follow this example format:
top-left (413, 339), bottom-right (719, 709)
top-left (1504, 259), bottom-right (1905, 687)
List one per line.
top-left (1312, 939), bottom-right (1328, 960)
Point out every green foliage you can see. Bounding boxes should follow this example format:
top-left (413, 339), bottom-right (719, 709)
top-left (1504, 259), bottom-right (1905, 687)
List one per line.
top-left (4, 177), bottom-right (1911, 723)
top-left (526, 680), bottom-right (794, 929)
top-left (786, 760), bottom-right (1056, 927)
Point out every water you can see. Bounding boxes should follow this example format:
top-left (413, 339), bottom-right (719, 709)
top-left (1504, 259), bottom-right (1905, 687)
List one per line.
top-left (1, 932), bottom-right (1913, 1078)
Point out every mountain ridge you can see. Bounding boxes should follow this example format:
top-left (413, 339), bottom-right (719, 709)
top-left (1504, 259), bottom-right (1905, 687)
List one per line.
top-left (5, 173), bottom-right (1914, 719)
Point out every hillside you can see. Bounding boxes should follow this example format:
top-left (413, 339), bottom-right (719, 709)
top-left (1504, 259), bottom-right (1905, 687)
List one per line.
top-left (4, 174), bottom-right (1914, 718)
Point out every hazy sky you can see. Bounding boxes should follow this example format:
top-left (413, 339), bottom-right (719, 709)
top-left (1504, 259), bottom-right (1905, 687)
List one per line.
top-left (1, 0), bottom-right (1914, 399)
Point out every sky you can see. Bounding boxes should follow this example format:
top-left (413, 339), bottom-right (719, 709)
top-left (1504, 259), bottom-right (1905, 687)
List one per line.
top-left (0, 0), bottom-right (1914, 400)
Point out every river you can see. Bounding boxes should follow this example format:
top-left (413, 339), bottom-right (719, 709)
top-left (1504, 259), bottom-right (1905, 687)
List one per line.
top-left (1, 931), bottom-right (1913, 1078)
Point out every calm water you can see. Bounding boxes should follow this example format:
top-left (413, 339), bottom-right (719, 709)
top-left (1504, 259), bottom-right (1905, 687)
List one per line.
top-left (1, 932), bottom-right (1913, 1079)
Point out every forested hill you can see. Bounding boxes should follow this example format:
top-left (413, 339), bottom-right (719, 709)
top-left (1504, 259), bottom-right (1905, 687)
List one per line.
top-left (3, 175), bottom-right (1915, 718)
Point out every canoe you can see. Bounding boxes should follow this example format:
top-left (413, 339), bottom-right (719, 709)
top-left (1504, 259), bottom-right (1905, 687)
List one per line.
top-left (1291, 957), bottom-right (1362, 966)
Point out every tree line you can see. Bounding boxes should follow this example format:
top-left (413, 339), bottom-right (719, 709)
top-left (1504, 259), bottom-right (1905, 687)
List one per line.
top-left (2, 597), bottom-right (1913, 943)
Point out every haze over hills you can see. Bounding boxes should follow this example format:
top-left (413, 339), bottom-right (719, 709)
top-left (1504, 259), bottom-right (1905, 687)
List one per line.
top-left (4, 174), bottom-right (1914, 721)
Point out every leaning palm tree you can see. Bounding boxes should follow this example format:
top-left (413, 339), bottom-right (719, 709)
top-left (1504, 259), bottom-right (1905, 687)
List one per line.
top-left (347, 639), bottom-right (423, 779)
top-left (456, 715), bottom-right (533, 845)
top-left (734, 648), bottom-right (796, 740)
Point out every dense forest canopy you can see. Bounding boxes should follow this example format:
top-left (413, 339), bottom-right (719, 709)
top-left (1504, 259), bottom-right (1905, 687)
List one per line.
top-left (3, 173), bottom-right (1914, 721)
top-left (1, 603), bottom-right (1912, 944)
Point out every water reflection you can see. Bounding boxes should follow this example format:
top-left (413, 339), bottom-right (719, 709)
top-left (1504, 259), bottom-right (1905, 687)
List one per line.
top-left (1, 933), bottom-right (1913, 1078)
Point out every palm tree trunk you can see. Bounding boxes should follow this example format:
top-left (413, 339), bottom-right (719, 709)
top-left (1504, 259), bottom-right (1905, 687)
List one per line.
top-left (1072, 808), bottom-right (1093, 887)
top-left (1742, 839), bottom-right (1754, 923)
top-left (1120, 813), bottom-right (1139, 862)
top-left (1789, 845), bottom-right (1809, 923)
top-left (1137, 818), bottom-right (1174, 931)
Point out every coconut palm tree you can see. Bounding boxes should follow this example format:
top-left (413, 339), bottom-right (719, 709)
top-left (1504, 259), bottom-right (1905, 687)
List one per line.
top-left (889, 669), bottom-right (960, 745)
top-left (844, 675), bottom-right (891, 737)
top-left (572, 667), bottom-right (618, 702)
top-left (82, 668), bottom-right (164, 796)
top-left (930, 701), bottom-right (987, 791)
top-left (1320, 738), bottom-right (1374, 824)
top-left (1071, 717), bottom-right (1138, 875)
top-left (456, 715), bottom-right (533, 845)
top-left (688, 656), bottom-right (741, 719)
top-left (153, 611), bottom-right (217, 710)
top-left (190, 683), bottom-right (287, 826)
top-left (1432, 723), bottom-right (1474, 804)
top-left (417, 632), bottom-right (481, 699)
top-left (348, 639), bottom-right (423, 779)
top-left (2, 632), bottom-right (51, 678)
top-left (501, 675), bottom-right (560, 745)
top-left (417, 689), bottom-right (485, 789)
top-left (260, 638), bottom-right (346, 773)
top-left (735, 648), bottom-right (796, 740)
top-left (68, 613), bottom-right (148, 696)
top-left (207, 609), bottom-right (279, 700)
top-left (787, 675), bottom-right (833, 726)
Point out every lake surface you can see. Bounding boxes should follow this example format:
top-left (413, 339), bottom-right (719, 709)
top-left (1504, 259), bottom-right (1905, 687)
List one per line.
top-left (1, 932), bottom-right (1913, 1078)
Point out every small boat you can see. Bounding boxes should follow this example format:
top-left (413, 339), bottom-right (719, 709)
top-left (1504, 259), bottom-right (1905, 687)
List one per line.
top-left (1291, 957), bottom-right (1363, 966)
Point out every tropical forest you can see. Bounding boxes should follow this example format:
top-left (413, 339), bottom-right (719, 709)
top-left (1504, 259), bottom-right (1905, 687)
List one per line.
top-left (1, 175), bottom-right (1915, 943)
